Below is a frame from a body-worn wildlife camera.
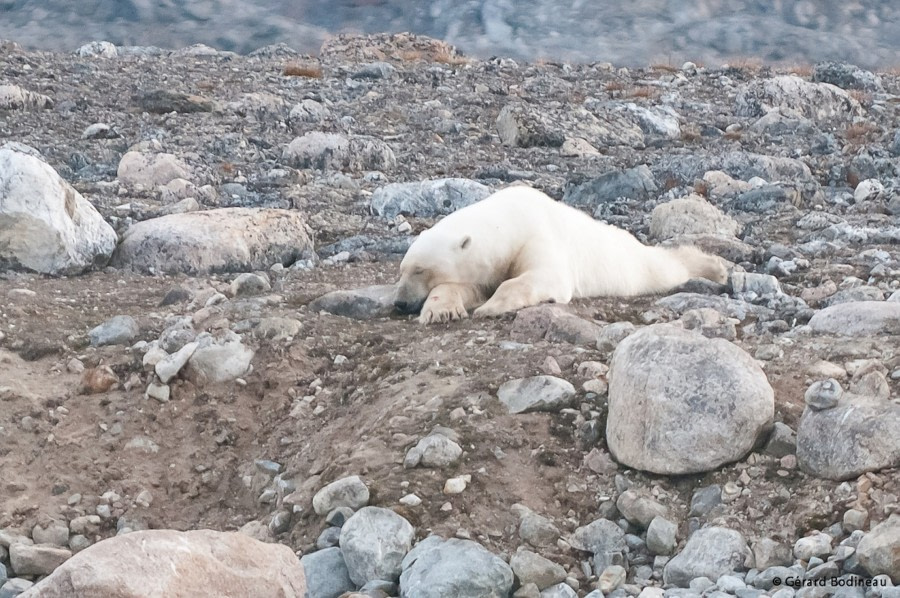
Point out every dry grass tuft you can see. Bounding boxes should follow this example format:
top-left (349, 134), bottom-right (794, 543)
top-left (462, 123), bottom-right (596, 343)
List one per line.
top-left (283, 63), bottom-right (323, 78)
top-left (786, 63), bottom-right (814, 77)
top-left (844, 122), bottom-right (879, 144)
top-left (628, 86), bottom-right (659, 99)
top-left (848, 89), bottom-right (873, 107)
top-left (693, 179), bottom-right (710, 198)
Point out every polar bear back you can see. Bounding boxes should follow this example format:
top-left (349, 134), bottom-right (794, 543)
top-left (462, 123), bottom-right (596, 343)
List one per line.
top-left (433, 186), bottom-right (695, 298)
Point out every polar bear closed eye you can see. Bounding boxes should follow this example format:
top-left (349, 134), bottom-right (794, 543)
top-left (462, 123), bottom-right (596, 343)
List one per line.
top-left (394, 186), bottom-right (728, 324)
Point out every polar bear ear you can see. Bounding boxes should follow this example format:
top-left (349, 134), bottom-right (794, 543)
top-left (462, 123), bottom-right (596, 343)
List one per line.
top-left (459, 236), bottom-right (471, 250)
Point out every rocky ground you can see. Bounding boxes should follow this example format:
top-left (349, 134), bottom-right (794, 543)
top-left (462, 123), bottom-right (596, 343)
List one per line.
top-left (2, 0), bottom-right (899, 69)
top-left (0, 33), bottom-right (899, 598)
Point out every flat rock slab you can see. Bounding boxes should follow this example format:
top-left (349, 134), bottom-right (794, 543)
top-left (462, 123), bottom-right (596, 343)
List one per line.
top-left (111, 208), bottom-right (313, 274)
top-left (497, 376), bottom-right (577, 414)
top-left (18, 529), bottom-right (306, 597)
top-left (308, 285), bottom-right (397, 320)
top-left (808, 301), bottom-right (900, 336)
top-left (511, 305), bottom-right (602, 346)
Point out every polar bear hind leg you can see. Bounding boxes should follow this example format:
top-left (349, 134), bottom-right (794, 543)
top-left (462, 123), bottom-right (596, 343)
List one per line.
top-left (474, 270), bottom-right (572, 318)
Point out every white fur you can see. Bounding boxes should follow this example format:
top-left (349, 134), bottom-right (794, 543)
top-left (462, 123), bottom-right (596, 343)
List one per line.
top-left (395, 186), bottom-right (726, 323)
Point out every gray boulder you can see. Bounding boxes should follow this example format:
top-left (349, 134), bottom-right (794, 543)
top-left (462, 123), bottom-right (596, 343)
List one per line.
top-left (399, 536), bottom-right (514, 598)
top-left (812, 62), bottom-right (883, 92)
top-left (88, 316), bottom-right (140, 347)
top-left (796, 393), bottom-right (900, 481)
top-left (340, 507), bottom-right (414, 585)
top-left (808, 301), bottom-right (900, 336)
top-left (856, 515), bottom-right (900, 583)
top-left (496, 103), bottom-right (565, 148)
top-left (606, 324), bottom-right (774, 474)
top-left (511, 305), bottom-right (603, 346)
top-left (282, 132), bottom-right (396, 172)
top-left (404, 433), bottom-right (463, 468)
top-left (312, 476), bottom-right (370, 516)
top-left (563, 165), bottom-right (658, 212)
top-left (112, 208), bottom-right (314, 275)
top-left (663, 527), bottom-right (751, 587)
top-left (300, 547), bottom-right (354, 598)
top-left (735, 75), bottom-right (864, 122)
top-left (650, 195), bottom-right (739, 241)
top-left (184, 331), bottom-right (254, 385)
top-left (370, 179), bottom-right (491, 218)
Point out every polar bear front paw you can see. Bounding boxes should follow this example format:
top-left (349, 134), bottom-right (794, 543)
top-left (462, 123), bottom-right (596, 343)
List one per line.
top-left (418, 295), bottom-right (468, 324)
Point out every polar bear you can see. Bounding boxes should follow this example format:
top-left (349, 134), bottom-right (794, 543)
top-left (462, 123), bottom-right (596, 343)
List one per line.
top-left (394, 186), bottom-right (728, 324)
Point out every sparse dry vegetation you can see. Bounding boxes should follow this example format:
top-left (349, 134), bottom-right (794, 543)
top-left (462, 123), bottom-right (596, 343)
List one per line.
top-left (282, 63), bottom-right (323, 78)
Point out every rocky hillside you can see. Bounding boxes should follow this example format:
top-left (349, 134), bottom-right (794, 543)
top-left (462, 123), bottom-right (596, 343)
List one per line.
top-left (1, 33), bottom-right (899, 598)
top-left (1, 0), bottom-right (899, 67)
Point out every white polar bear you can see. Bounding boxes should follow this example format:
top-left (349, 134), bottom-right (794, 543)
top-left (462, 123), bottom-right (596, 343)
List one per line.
top-left (394, 186), bottom-right (728, 324)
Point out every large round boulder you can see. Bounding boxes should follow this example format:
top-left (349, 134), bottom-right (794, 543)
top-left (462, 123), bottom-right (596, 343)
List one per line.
top-left (111, 208), bottom-right (313, 274)
top-left (606, 323), bottom-right (774, 474)
top-left (18, 529), bottom-right (306, 597)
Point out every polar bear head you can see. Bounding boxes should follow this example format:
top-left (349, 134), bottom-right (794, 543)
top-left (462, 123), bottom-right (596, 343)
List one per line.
top-left (394, 228), bottom-right (473, 314)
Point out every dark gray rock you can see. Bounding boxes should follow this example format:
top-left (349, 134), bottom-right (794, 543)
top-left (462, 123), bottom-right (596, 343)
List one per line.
top-left (812, 62), bottom-right (883, 92)
top-left (88, 315), bottom-right (139, 347)
top-left (804, 379), bottom-right (843, 410)
top-left (690, 485), bottom-right (722, 517)
top-left (562, 165), bottom-right (658, 212)
top-left (300, 547), bottom-right (355, 598)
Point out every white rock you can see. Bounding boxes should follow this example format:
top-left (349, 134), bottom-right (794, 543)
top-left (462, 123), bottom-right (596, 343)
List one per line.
top-left (853, 179), bottom-right (884, 202)
top-left (117, 151), bottom-right (190, 187)
top-left (0, 84), bottom-right (53, 109)
top-left (0, 145), bottom-right (117, 274)
top-left (75, 41), bottom-right (118, 58)
top-left (155, 342), bottom-right (198, 384)
top-left (650, 194), bottom-right (740, 240)
top-left (185, 332), bottom-right (253, 385)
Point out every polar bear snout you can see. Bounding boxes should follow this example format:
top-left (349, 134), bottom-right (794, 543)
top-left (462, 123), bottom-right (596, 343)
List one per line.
top-left (394, 275), bottom-right (429, 314)
top-left (394, 297), bottom-right (425, 314)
